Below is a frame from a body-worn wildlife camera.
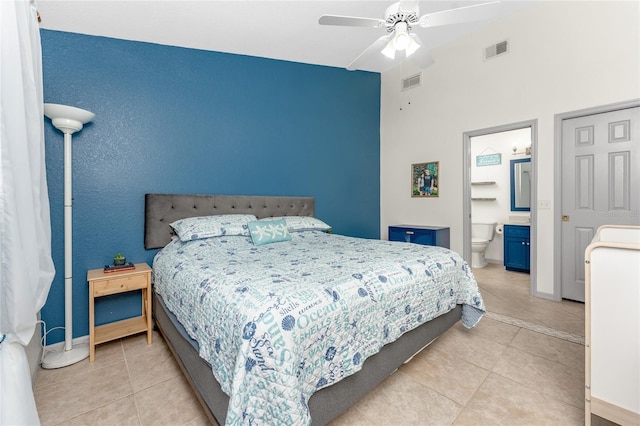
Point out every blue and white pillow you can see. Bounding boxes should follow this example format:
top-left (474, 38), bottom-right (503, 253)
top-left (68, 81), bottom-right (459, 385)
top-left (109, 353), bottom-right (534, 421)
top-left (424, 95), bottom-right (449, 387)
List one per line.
top-left (248, 219), bottom-right (292, 246)
top-left (262, 216), bottom-right (331, 232)
top-left (170, 214), bottom-right (257, 242)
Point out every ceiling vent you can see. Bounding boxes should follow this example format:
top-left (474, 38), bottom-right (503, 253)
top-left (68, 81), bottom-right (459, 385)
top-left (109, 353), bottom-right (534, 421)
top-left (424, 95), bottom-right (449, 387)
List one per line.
top-left (484, 40), bottom-right (509, 61)
top-left (401, 73), bottom-right (422, 91)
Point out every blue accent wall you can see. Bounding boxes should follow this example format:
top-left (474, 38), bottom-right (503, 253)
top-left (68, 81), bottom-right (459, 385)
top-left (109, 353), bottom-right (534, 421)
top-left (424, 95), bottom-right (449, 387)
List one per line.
top-left (40, 30), bottom-right (380, 344)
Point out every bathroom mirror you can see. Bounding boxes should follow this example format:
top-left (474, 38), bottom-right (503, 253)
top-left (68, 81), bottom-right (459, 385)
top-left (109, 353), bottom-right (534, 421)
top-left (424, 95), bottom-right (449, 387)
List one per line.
top-left (510, 158), bottom-right (531, 211)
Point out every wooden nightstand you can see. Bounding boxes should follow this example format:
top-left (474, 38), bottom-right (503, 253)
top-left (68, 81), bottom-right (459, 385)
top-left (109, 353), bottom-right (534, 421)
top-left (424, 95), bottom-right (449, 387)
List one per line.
top-left (87, 263), bottom-right (152, 362)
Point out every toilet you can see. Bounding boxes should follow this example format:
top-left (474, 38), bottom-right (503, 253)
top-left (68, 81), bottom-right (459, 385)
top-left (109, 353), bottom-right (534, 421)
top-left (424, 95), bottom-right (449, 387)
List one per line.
top-left (472, 223), bottom-right (497, 268)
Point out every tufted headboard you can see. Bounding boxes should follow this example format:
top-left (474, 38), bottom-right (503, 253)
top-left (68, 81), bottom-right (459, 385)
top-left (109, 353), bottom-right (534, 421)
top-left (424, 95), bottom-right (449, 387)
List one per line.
top-left (144, 193), bottom-right (315, 249)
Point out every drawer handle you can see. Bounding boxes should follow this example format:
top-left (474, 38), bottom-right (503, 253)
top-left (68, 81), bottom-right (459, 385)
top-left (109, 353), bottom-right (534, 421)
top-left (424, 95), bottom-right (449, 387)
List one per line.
top-left (405, 231), bottom-right (414, 235)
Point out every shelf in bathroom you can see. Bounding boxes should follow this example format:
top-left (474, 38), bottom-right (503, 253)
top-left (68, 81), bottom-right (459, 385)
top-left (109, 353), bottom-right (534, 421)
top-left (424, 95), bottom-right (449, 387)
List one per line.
top-left (471, 181), bottom-right (496, 185)
top-left (471, 197), bottom-right (497, 201)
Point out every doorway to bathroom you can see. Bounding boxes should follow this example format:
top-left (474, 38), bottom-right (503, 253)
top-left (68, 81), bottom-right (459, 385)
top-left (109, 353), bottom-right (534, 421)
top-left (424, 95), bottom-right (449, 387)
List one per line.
top-left (462, 120), bottom-right (538, 297)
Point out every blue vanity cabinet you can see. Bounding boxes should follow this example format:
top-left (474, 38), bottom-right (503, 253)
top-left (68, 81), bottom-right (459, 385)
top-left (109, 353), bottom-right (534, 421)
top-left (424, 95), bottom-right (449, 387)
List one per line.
top-left (388, 225), bottom-right (450, 249)
top-left (503, 225), bottom-right (530, 272)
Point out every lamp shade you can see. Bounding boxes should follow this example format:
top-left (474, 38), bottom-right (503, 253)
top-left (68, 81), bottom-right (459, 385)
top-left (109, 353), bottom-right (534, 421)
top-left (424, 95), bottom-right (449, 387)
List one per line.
top-left (381, 39), bottom-right (396, 59)
top-left (44, 103), bottom-right (94, 134)
top-left (405, 36), bottom-right (421, 57)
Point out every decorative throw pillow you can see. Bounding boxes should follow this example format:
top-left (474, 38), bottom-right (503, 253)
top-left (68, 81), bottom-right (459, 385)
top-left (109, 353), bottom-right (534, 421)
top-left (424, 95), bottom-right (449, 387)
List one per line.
top-left (248, 219), bottom-right (292, 246)
top-left (262, 216), bottom-right (331, 232)
top-left (170, 214), bottom-right (257, 242)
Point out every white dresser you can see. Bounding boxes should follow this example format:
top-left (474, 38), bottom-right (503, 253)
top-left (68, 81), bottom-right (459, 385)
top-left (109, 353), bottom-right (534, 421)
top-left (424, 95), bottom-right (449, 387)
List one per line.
top-left (585, 225), bottom-right (640, 425)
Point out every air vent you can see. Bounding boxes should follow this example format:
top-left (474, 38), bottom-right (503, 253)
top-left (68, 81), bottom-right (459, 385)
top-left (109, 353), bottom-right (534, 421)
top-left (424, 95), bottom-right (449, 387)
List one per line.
top-left (401, 73), bottom-right (422, 91)
top-left (484, 40), bottom-right (509, 61)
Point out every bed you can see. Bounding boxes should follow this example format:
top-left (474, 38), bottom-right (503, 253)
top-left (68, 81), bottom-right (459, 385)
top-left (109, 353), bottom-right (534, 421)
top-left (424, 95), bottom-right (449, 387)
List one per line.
top-left (145, 193), bottom-right (485, 425)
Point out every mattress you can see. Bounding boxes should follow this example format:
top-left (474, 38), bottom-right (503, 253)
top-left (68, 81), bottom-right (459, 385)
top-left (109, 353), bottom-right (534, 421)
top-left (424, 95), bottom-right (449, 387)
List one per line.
top-left (153, 230), bottom-right (484, 425)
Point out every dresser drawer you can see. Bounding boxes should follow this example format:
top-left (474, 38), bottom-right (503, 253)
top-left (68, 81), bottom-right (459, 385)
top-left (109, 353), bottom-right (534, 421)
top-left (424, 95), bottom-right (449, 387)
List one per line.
top-left (92, 273), bottom-right (149, 297)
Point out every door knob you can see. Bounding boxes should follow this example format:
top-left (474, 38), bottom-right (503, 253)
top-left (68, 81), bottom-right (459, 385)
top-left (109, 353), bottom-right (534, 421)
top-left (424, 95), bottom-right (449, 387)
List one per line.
top-left (562, 215), bottom-right (570, 222)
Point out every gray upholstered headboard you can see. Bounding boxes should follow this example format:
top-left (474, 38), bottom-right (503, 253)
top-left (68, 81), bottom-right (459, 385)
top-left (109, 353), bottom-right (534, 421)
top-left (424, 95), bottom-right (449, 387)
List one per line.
top-left (144, 194), bottom-right (315, 249)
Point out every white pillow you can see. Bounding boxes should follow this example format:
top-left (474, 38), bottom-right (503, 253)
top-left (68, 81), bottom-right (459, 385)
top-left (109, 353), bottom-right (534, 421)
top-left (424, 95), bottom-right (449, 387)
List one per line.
top-left (261, 216), bottom-right (331, 232)
top-left (170, 214), bottom-right (257, 242)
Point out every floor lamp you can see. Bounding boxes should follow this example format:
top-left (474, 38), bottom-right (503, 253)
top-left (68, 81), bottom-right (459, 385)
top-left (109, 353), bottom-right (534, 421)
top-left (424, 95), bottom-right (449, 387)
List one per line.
top-left (42, 103), bottom-right (95, 369)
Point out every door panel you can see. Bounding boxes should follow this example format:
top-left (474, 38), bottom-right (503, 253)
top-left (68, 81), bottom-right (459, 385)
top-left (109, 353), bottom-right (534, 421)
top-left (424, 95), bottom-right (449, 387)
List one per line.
top-left (609, 151), bottom-right (630, 210)
top-left (561, 107), bottom-right (639, 301)
top-left (575, 155), bottom-right (594, 210)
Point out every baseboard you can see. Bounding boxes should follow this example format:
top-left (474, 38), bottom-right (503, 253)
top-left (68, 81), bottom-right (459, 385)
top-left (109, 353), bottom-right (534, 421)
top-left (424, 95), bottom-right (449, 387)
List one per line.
top-left (532, 289), bottom-right (556, 301)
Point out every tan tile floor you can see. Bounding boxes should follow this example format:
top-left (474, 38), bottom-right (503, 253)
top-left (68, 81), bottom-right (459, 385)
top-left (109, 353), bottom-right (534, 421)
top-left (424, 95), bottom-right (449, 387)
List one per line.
top-left (35, 264), bottom-right (609, 425)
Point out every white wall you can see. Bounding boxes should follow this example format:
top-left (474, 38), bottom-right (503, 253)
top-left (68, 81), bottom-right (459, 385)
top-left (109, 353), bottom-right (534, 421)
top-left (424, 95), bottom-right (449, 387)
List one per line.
top-left (471, 128), bottom-right (531, 263)
top-left (27, 319), bottom-right (42, 387)
top-left (380, 1), bottom-right (640, 296)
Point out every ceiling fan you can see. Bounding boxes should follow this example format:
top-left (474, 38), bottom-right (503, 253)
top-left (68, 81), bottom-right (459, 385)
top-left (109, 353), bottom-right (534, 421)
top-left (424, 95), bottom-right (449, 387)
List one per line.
top-left (319, 1), bottom-right (502, 71)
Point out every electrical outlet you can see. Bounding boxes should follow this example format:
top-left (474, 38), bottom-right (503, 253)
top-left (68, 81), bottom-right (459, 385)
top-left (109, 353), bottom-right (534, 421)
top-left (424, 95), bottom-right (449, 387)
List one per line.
top-left (539, 200), bottom-right (551, 209)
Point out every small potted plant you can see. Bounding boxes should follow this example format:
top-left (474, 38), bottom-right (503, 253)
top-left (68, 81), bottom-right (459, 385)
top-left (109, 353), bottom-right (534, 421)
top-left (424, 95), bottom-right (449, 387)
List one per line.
top-left (113, 253), bottom-right (126, 266)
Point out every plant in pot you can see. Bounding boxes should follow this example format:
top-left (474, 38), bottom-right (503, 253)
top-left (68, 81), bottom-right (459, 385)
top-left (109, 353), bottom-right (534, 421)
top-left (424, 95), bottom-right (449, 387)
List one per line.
top-left (113, 253), bottom-right (126, 266)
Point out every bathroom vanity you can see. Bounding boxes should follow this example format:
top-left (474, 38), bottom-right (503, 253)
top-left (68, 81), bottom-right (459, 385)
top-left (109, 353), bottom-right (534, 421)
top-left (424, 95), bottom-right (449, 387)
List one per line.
top-left (503, 224), bottom-right (530, 272)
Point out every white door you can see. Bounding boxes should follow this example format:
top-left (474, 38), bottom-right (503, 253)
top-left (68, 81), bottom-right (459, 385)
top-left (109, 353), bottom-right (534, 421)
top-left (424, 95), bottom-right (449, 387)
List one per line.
top-left (561, 107), bottom-right (639, 302)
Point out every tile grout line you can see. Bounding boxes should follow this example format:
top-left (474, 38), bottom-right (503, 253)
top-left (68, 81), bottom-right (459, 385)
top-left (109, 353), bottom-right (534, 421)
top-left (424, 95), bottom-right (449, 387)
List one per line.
top-left (120, 339), bottom-right (145, 426)
top-left (484, 311), bottom-right (585, 345)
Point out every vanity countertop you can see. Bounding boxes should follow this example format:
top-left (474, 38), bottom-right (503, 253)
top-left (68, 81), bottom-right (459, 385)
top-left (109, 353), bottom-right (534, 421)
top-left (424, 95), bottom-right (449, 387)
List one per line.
top-left (506, 215), bottom-right (530, 226)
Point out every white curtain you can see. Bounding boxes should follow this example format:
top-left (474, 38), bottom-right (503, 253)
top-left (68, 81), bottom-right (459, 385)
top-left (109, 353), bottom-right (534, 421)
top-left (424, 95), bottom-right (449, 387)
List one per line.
top-left (0, 0), bottom-right (55, 424)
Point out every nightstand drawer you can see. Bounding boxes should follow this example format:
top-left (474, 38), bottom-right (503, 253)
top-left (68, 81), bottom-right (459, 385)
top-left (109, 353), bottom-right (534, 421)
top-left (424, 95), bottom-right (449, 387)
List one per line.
top-left (92, 274), bottom-right (148, 297)
top-left (389, 225), bottom-right (450, 249)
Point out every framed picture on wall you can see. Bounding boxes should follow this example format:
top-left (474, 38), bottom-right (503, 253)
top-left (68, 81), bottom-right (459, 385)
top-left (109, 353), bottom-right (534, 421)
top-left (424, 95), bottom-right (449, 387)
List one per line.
top-left (411, 161), bottom-right (439, 197)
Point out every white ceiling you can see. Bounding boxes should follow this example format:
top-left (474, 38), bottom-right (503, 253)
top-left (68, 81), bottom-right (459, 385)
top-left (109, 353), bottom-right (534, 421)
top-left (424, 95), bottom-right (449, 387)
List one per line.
top-left (36, 0), bottom-right (533, 73)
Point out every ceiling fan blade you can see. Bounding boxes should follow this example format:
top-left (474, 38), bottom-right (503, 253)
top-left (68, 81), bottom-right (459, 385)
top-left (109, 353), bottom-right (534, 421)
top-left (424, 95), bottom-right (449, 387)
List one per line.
top-left (409, 34), bottom-right (435, 68)
top-left (398, 0), bottom-right (419, 13)
top-left (347, 34), bottom-right (392, 71)
top-left (418, 1), bottom-right (501, 28)
top-left (319, 15), bottom-right (385, 28)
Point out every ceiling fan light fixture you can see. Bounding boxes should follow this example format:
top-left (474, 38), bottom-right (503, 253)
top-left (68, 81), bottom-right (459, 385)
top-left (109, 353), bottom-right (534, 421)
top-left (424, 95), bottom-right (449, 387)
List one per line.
top-left (405, 37), bottom-right (421, 57)
top-left (392, 22), bottom-right (410, 50)
top-left (381, 39), bottom-right (396, 59)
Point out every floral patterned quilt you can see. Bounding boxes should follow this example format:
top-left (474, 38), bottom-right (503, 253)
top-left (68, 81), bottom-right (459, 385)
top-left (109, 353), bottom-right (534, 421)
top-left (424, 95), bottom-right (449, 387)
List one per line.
top-left (153, 231), bottom-right (484, 425)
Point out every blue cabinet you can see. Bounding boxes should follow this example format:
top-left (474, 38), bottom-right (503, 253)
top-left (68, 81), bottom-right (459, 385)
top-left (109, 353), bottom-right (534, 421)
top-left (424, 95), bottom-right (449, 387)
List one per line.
top-left (503, 225), bottom-right (530, 272)
top-left (388, 225), bottom-right (450, 249)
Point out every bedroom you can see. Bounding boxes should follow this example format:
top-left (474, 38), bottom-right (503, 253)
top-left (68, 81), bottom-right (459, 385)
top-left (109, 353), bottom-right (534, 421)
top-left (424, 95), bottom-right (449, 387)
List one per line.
top-left (1, 0), bottom-right (638, 425)
top-left (34, 0), bottom-right (638, 342)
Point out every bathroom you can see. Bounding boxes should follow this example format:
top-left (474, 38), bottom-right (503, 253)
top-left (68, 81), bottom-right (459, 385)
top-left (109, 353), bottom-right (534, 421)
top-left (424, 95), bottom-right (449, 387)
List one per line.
top-left (470, 127), bottom-right (531, 270)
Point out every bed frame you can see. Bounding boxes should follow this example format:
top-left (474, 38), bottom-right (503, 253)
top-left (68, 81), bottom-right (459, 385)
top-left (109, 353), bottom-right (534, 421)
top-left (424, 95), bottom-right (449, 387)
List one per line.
top-left (145, 193), bottom-right (462, 425)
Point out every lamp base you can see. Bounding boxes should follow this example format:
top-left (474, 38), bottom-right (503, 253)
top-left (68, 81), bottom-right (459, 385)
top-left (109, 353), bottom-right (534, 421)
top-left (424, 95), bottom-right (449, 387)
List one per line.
top-left (41, 342), bottom-right (90, 369)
